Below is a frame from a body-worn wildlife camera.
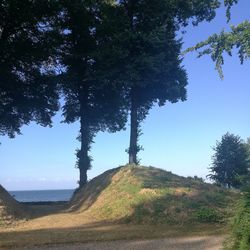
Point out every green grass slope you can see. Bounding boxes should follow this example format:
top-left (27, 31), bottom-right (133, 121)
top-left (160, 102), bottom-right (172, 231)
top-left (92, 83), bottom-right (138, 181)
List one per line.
top-left (70, 165), bottom-right (239, 225)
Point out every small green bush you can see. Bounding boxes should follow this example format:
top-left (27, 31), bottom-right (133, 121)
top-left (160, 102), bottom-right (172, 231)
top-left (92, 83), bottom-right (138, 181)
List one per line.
top-left (195, 207), bottom-right (221, 223)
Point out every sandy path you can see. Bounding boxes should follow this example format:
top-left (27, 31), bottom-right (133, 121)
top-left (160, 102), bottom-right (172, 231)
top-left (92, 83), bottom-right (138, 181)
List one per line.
top-left (21, 236), bottom-right (224, 250)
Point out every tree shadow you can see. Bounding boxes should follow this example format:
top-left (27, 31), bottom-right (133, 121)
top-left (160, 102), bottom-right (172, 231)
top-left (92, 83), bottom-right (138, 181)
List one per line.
top-left (23, 201), bottom-right (70, 219)
top-left (0, 221), bottom-right (224, 249)
top-left (122, 184), bottom-right (236, 226)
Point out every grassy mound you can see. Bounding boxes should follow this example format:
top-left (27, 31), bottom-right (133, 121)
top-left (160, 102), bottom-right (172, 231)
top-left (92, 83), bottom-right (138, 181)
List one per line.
top-left (0, 185), bottom-right (26, 226)
top-left (70, 165), bottom-right (238, 224)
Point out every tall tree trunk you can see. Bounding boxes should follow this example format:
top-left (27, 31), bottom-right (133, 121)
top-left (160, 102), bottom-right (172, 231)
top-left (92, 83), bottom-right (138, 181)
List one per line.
top-left (127, 2), bottom-right (139, 164)
top-left (129, 87), bottom-right (138, 164)
top-left (78, 115), bottom-right (91, 187)
top-left (77, 88), bottom-right (91, 188)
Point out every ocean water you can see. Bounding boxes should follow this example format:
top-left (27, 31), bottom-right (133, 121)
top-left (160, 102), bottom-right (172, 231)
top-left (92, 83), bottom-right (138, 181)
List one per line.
top-left (9, 189), bottom-right (75, 202)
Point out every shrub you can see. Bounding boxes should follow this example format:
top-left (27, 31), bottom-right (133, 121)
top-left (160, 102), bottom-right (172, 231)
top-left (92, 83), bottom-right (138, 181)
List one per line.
top-left (225, 190), bottom-right (250, 250)
top-left (195, 207), bottom-right (221, 223)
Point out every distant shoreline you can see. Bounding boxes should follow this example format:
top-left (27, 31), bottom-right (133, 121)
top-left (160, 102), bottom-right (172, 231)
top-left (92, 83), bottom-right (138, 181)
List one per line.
top-left (10, 189), bottom-right (75, 203)
top-left (21, 201), bottom-right (68, 206)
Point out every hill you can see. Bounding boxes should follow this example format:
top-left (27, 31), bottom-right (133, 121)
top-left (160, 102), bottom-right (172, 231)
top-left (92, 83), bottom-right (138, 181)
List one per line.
top-left (0, 185), bottom-right (26, 226)
top-left (69, 165), bottom-right (238, 224)
top-left (0, 166), bottom-right (240, 248)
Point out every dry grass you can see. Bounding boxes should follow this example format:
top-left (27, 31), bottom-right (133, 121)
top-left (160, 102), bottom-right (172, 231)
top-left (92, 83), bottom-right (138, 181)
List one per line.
top-left (0, 220), bottom-right (228, 248)
top-left (67, 165), bottom-right (239, 224)
top-left (0, 165), bottom-right (240, 248)
top-left (0, 185), bottom-right (28, 227)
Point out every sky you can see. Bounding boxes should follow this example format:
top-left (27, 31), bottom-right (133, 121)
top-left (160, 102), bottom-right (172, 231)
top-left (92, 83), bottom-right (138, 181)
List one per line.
top-left (1, 1), bottom-right (250, 191)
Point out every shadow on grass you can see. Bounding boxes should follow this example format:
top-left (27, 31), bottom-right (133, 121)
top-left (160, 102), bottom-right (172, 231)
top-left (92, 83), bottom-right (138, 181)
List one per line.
top-left (68, 167), bottom-right (121, 212)
top-left (23, 201), bottom-right (70, 219)
top-left (0, 221), bottom-right (225, 249)
top-left (11, 167), bottom-right (121, 220)
top-left (124, 187), bottom-right (236, 225)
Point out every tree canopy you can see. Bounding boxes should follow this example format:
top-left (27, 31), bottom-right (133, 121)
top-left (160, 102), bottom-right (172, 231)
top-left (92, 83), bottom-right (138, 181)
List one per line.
top-left (186, 0), bottom-right (249, 78)
top-left (2, 0), bottom-right (243, 187)
top-left (103, 0), bottom-right (225, 164)
top-left (208, 133), bottom-right (249, 188)
top-left (186, 21), bottom-right (250, 78)
top-left (0, 0), bottom-right (60, 138)
top-left (58, 0), bottom-right (127, 186)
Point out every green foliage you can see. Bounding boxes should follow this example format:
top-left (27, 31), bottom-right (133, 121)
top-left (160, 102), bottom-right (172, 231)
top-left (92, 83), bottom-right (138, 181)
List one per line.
top-left (245, 139), bottom-right (250, 158)
top-left (208, 133), bottom-right (249, 188)
top-left (0, 0), bottom-right (60, 138)
top-left (204, 190), bottom-right (229, 207)
top-left (103, 0), bottom-right (223, 163)
top-left (224, 0), bottom-right (238, 22)
top-left (195, 207), bottom-right (221, 223)
top-left (225, 191), bottom-right (250, 250)
top-left (186, 1), bottom-right (249, 78)
top-left (58, 0), bottom-right (128, 186)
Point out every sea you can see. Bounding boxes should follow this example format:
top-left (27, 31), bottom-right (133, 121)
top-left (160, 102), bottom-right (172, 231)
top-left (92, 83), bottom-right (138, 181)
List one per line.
top-left (9, 189), bottom-right (75, 202)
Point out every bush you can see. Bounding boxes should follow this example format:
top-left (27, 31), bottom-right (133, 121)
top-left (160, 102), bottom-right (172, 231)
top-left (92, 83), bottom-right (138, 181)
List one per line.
top-left (225, 190), bottom-right (250, 250)
top-left (195, 207), bottom-right (221, 223)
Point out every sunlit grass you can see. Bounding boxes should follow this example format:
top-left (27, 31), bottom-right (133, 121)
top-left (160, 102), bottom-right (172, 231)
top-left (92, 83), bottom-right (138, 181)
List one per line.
top-left (0, 165), bottom-right (240, 248)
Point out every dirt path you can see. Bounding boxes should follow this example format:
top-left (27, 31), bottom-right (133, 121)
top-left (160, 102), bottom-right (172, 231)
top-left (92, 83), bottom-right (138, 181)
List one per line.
top-left (21, 236), bottom-right (225, 250)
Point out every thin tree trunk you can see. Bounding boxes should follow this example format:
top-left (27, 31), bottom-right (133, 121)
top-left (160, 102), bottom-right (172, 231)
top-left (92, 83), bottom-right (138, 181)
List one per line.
top-left (78, 116), bottom-right (90, 187)
top-left (127, 2), bottom-right (139, 164)
top-left (129, 87), bottom-right (138, 164)
top-left (78, 88), bottom-right (91, 188)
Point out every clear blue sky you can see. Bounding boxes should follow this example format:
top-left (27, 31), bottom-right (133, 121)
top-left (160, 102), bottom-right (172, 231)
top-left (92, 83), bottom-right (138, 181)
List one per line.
top-left (1, 1), bottom-right (250, 191)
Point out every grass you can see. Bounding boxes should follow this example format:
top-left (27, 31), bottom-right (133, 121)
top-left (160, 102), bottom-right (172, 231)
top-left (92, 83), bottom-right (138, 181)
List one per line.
top-left (0, 223), bottom-right (228, 248)
top-left (72, 165), bottom-right (238, 224)
top-left (0, 164), bottom-right (240, 248)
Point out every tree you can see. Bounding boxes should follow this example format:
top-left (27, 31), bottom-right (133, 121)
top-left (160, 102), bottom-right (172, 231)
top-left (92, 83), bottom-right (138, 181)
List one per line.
top-left (186, 0), bottom-right (250, 78)
top-left (58, 0), bottom-right (127, 187)
top-left (225, 137), bottom-right (250, 249)
top-left (102, 0), bottom-right (224, 164)
top-left (244, 138), bottom-right (250, 157)
top-left (0, 0), bottom-right (60, 138)
top-left (242, 138), bottom-right (250, 189)
top-left (208, 133), bottom-right (249, 188)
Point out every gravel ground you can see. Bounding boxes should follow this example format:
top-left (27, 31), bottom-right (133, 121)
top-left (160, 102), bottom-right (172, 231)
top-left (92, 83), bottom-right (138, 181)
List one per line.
top-left (21, 236), bottom-right (225, 250)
